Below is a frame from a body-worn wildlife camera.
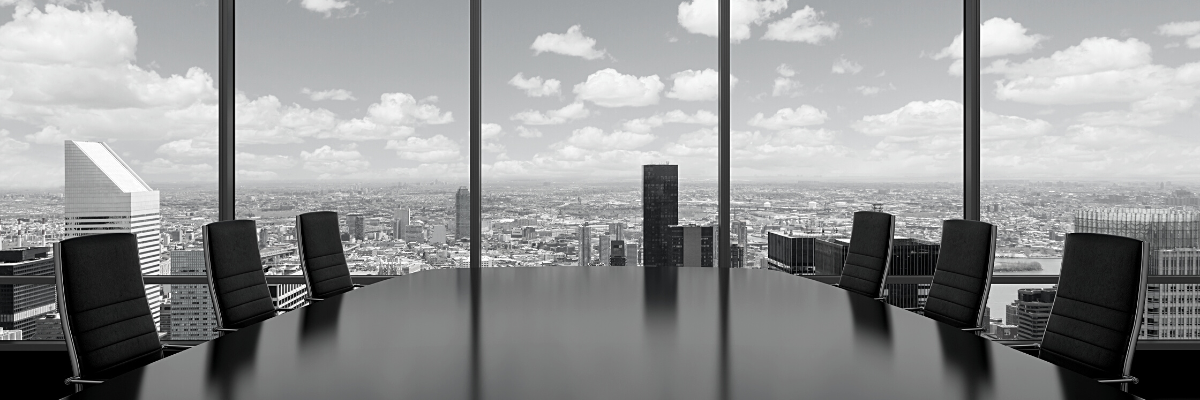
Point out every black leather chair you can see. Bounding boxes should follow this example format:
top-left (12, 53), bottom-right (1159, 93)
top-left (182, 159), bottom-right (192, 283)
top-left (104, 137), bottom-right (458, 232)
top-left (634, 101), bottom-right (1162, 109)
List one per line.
top-left (55, 233), bottom-right (190, 388)
top-left (296, 211), bottom-right (363, 301)
top-left (203, 220), bottom-right (296, 335)
top-left (906, 219), bottom-right (997, 333)
top-left (833, 211), bottom-right (895, 300)
top-left (1005, 233), bottom-right (1148, 390)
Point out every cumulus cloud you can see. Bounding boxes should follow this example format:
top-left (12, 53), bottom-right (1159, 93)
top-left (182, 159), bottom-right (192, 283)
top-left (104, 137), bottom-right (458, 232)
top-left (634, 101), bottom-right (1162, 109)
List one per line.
top-left (156, 139), bottom-right (216, 158)
top-left (482, 123), bottom-right (503, 139)
top-left (302, 87), bottom-right (356, 101)
top-left (851, 99), bottom-right (1052, 141)
top-left (748, 106), bottom-right (829, 130)
top-left (776, 64), bottom-right (796, 77)
top-left (573, 68), bottom-right (664, 107)
top-left (301, 145), bottom-right (369, 177)
top-left (510, 102), bottom-right (590, 125)
top-left (935, 17), bottom-right (1046, 76)
top-left (386, 135), bottom-right (462, 162)
top-left (622, 110), bottom-right (718, 133)
top-left (762, 6), bottom-right (840, 44)
top-left (772, 64), bottom-right (802, 97)
top-left (299, 0), bottom-right (354, 18)
top-left (516, 126), bottom-right (543, 138)
top-left (665, 68), bottom-right (738, 101)
top-left (677, 0), bottom-right (787, 43)
top-left (508, 73), bottom-right (562, 97)
top-left (236, 152), bottom-right (297, 170)
top-left (24, 126), bottom-right (68, 144)
top-left (1157, 20), bottom-right (1200, 49)
top-left (831, 57), bottom-right (863, 74)
top-left (135, 158), bottom-right (213, 177)
top-left (531, 25), bottom-right (608, 60)
top-left (367, 93), bottom-right (453, 125)
top-left (559, 127), bottom-right (655, 151)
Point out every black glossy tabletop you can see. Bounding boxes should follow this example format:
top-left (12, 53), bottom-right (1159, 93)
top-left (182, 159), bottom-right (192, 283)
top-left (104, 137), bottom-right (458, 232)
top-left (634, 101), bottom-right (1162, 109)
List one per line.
top-left (63, 267), bottom-right (1140, 400)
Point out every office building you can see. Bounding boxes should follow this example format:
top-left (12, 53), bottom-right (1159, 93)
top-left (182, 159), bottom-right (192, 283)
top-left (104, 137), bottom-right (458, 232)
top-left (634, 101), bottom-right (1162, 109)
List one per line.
top-left (0, 247), bottom-right (56, 339)
top-left (578, 224), bottom-right (592, 266)
top-left (347, 214), bottom-right (366, 241)
top-left (32, 313), bottom-right (63, 340)
top-left (609, 222), bottom-right (626, 241)
top-left (402, 223), bottom-right (427, 243)
top-left (393, 209), bottom-right (410, 240)
top-left (522, 226), bottom-right (537, 241)
top-left (1011, 287), bottom-right (1057, 340)
top-left (1075, 208), bottom-right (1200, 339)
top-left (884, 238), bottom-right (940, 309)
top-left (766, 232), bottom-right (818, 274)
top-left (455, 187), bottom-right (471, 240)
top-left (730, 244), bottom-right (744, 269)
top-left (168, 250), bottom-right (217, 340)
top-left (599, 235), bottom-right (611, 266)
top-left (668, 224), bottom-right (713, 267)
top-left (0, 328), bottom-right (20, 340)
top-left (65, 140), bottom-right (163, 327)
top-left (610, 240), bottom-right (627, 266)
top-left (765, 235), bottom-right (937, 307)
top-left (732, 221), bottom-right (748, 267)
top-left (432, 225), bottom-right (447, 244)
top-left (643, 165), bottom-right (678, 267)
top-left (626, 242), bottom-right (640, 267)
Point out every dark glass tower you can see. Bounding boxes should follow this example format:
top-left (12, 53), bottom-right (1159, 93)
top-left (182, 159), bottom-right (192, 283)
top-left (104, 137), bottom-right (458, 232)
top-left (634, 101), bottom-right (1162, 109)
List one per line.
top-left (643, 165), bottom-right (678, 267)
top-left (455, 186), bottom-right (471, 241)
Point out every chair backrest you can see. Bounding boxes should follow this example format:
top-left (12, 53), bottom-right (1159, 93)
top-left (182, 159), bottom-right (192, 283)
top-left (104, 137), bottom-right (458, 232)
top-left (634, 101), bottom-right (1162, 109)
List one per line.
top-left (55, 233), bottom-right (162, 380)
top-left (1040, 233), bottom-right (1148, 380)
top-left (203, 220), bottom-right (278, 330)
top-left (296, 211), bottom-right (355, 299)
top-left (921, 219), bottom-right (997, 328)
top-left (837, 211), bottom-right (895, 298)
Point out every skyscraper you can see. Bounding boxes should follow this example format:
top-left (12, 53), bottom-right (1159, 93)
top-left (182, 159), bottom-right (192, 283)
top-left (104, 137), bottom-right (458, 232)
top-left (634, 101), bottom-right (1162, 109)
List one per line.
top-left (393, 209), bottom-right (410, 241)
top-left (732, 221), bottom-right (748, 267)
top-left (643, 165), bottom-right (678, 267)
top-left (610, 240), bottom-right (627, 266)
top-left (1012, 287), bottom-right (1057, 340)
top-left (608, 222), bottom-right (626, 241)
top-left (455, 187), bottom-right (471, 241)
top-left (0, 247), bottom-right (56, 338)
top-left (626, 242), bottom-right (640, 266)
top-left (668, 224), bottom-right (713, 267)
top-left (64, 140), bottom-right (163, 327)
top-left (347, 214), bottom-right (366, 241)
top-left (578, 224), bottom-right (592, 266)
top-left (1074, 208), bottom-right (1200, 339)
top-left (168, 250), bottom-right (217, 341)
top-left (599, 235), bottom-right (611, 266)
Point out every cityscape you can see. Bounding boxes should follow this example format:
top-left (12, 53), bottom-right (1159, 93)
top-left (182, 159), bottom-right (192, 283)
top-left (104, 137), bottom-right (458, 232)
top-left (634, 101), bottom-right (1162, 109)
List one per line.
top-left (2, 143), bottom-right (1198, 342)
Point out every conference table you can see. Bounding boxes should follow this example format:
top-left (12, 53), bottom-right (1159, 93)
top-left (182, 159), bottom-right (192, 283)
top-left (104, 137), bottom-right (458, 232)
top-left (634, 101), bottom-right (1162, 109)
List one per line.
top-left (62, 267), bottom-right (1140, 400)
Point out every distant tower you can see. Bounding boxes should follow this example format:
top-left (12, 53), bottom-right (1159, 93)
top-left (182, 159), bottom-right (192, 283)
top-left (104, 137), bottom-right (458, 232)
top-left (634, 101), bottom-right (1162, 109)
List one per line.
top-left (168, 250), bottom-right (217, 341)
top-left (610, 240), bottom-right (627, 266)
top-left (347, 214), bottom-right (365, 241)
top-left (643, 165), bottom-right (678, 267)
top-left (393, 209), bottom-right (410, 240)
top-left (608, 222), bottom-right (626, 241)
top-left (64, 140), bottom-right (163, 327)
top-left (578, 224), bottom-right (592, 266)
top-left (668, 225), bottom-right (714, 267)
top-left (732, 220), bottom-right (748, 267)
top-left (455, 187), bottom-right (471, 240)
top-left (599, 235), bottom-right (612, 266)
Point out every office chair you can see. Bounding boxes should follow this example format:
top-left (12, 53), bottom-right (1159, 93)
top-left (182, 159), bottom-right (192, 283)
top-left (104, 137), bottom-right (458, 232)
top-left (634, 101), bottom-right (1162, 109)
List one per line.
top-left (55, 234), bottom-right (190, 388)
top-left (904, 219), bottom-right (997, 334)
top-left (1003, 233), bottom-right (1148, 390)
top-left (203, 220), bottom-right (296, 335)
top-left (833, 211), bottom-right (895, 300)
top-left (296, 211), bottom-right (363, 301)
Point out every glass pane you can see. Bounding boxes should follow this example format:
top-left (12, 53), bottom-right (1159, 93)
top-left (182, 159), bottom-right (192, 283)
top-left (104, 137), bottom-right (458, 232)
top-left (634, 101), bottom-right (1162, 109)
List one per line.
top-left (483, 1), bottom-right (717, 267)
top-left (235, 2), bottom-right (470, 274)
top-left (981, 0), bottom-right (1200, 339)
top-left (0, 0), bottom-right (218, 337)
top-left (739, 1), bottom-right (963, 276)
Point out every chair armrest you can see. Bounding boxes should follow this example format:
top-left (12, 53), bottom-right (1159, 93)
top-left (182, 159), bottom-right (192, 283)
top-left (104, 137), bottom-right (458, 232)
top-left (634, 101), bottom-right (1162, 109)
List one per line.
top-left (213, 327), bottom-right (238, 333)
top-left (996, 341), bottom-right (1039, 348)
top-left (830, 283), bottom-right (840, 287)
top-left (276, 307), bottom-right (295, 312)
top-left (65, 377), bottom-right (105, 385)
top-left (162, 344), bottom-right (193, 350)
top-left (304, 296), bottom-right (325, 302)
top-left (960, 327), bottom-right (985, 332)
top-left (352, 284), bottom-right (366, 288)
top-left (873, 297), bottom-right (887, 301)
top-left (1097, 376), bottom-right (1139, 385)
top-left (902, 307), bottom-right (922, 311)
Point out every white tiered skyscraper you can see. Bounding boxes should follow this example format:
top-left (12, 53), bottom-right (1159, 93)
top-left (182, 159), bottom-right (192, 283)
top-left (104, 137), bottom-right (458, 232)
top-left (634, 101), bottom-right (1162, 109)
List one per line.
top-left (64, 141), bottom-right (163, 327)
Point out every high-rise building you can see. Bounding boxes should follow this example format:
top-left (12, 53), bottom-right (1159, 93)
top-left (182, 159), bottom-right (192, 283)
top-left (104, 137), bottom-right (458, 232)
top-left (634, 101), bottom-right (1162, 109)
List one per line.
top-left (0, 328), bottom-right (20, 340)
top-left (0, 247), bottom-right (56, 339)
top-left (626, 242), bottom-right (640, 267)
top-left (522, 226), bottom-right (538, 241)
top-left (608, 222), bottom-right (626, 241)
top-left (432, 225), bottom-right (447, 244)
top-left (610, 240), bottom-right (627, 266)
top-left (599, 236), bottom-right (611, 266)
top-left (393, 209), bottom-right (410, 241)
top-left (643, 165), bottom-right (678, 267)
top-left (403, 223), bottom-right (427, 243)
top-left (732, 220), bottom-right (748, 248)
top-left (578, 225), bottom-right (592, 266)
top-left (884, 238), bottom-right (940, 308)
top-left (455, 187), bottom-right (471, 240)
top-left (169, 250), bottom-right (217, 341)
top-left (730, 244), bottom-right (745, 269)
top-left (1075, 208), bottom-right (1200, 339)
top-left (766, 232), bottom-right (819, 274)
top-left (668, 225), bottom-right (713, 267)
top-left (32, 313), bottom-right (63, 340)
top-left (65, 140), bottom-right (163, 327)
top-left (1012, 287), bottom-right (1057, 340)
top-left (347, 214), bottom-right (366, 241)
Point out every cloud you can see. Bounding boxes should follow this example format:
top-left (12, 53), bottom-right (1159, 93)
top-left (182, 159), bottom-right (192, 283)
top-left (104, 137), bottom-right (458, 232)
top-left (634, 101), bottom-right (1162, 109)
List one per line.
top-left (677, 0), bottom-right (787, 43)
top-left (851, 99), bottom-right (1051, 140)
top-left (776, 64), bottom-right (796, 77)
top-left (386, 135), bottom-right (462, 163)
top-left (367, 93), bottom-right (453, 125)
top-left (516, 126), bottom-right (543, 138)
top-left (156, 138), bottom-right (216, 158)
top-left (573, 68), bottom-right (664, 107)
top-left (482, 123), bottom-right (503, 139)
top-left (508, 73), bottom-right (562, 97)
top-left (622, 110), bottom-right (718, 133)
top-left (236, 170), bottom-right (279, 180)
top-left (510, 102), bottom-right (590, 125)
top-left (831, 56), bottom-right (863, 74)
top-left (531, 25), bottom-right (608, 60)
top-left (300, 145), bottom-right (369, 177)
top-left (854, 84), bottom-right (894, 96)
top-left (135, 158), bottom-right (213, 177)
top-left (935, 17), bottom-right (1046, 76)
top-left (23, 126), bottom-right (68, 144)
top-left (747, 106), bottom-right (829, 130)
top-left (236, 152), bottom-right (297, 170)
top-left (772, 64), bottom-right (801, 97)
top-left (561, 126), bottom-right (655, 151)
top-left (762, 6), bottom-right (840, 44)
top-left (301, 87), bottom-right (356, 101)
top-left (1157, 20), bottom-right (1200, 49)
top-left (0, 3), bottom-right (136, 67)
top-left (665, 68), bottom-right (738, 101)
top-left (299, 0), bottom-right (353, 17)
top-left (985, 37), bottom-right (1151, 78)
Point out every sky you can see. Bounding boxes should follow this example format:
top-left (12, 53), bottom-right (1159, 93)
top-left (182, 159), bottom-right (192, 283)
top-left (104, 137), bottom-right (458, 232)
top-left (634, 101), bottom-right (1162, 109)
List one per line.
top-left (0, 0), bottom-right (1197, 188)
